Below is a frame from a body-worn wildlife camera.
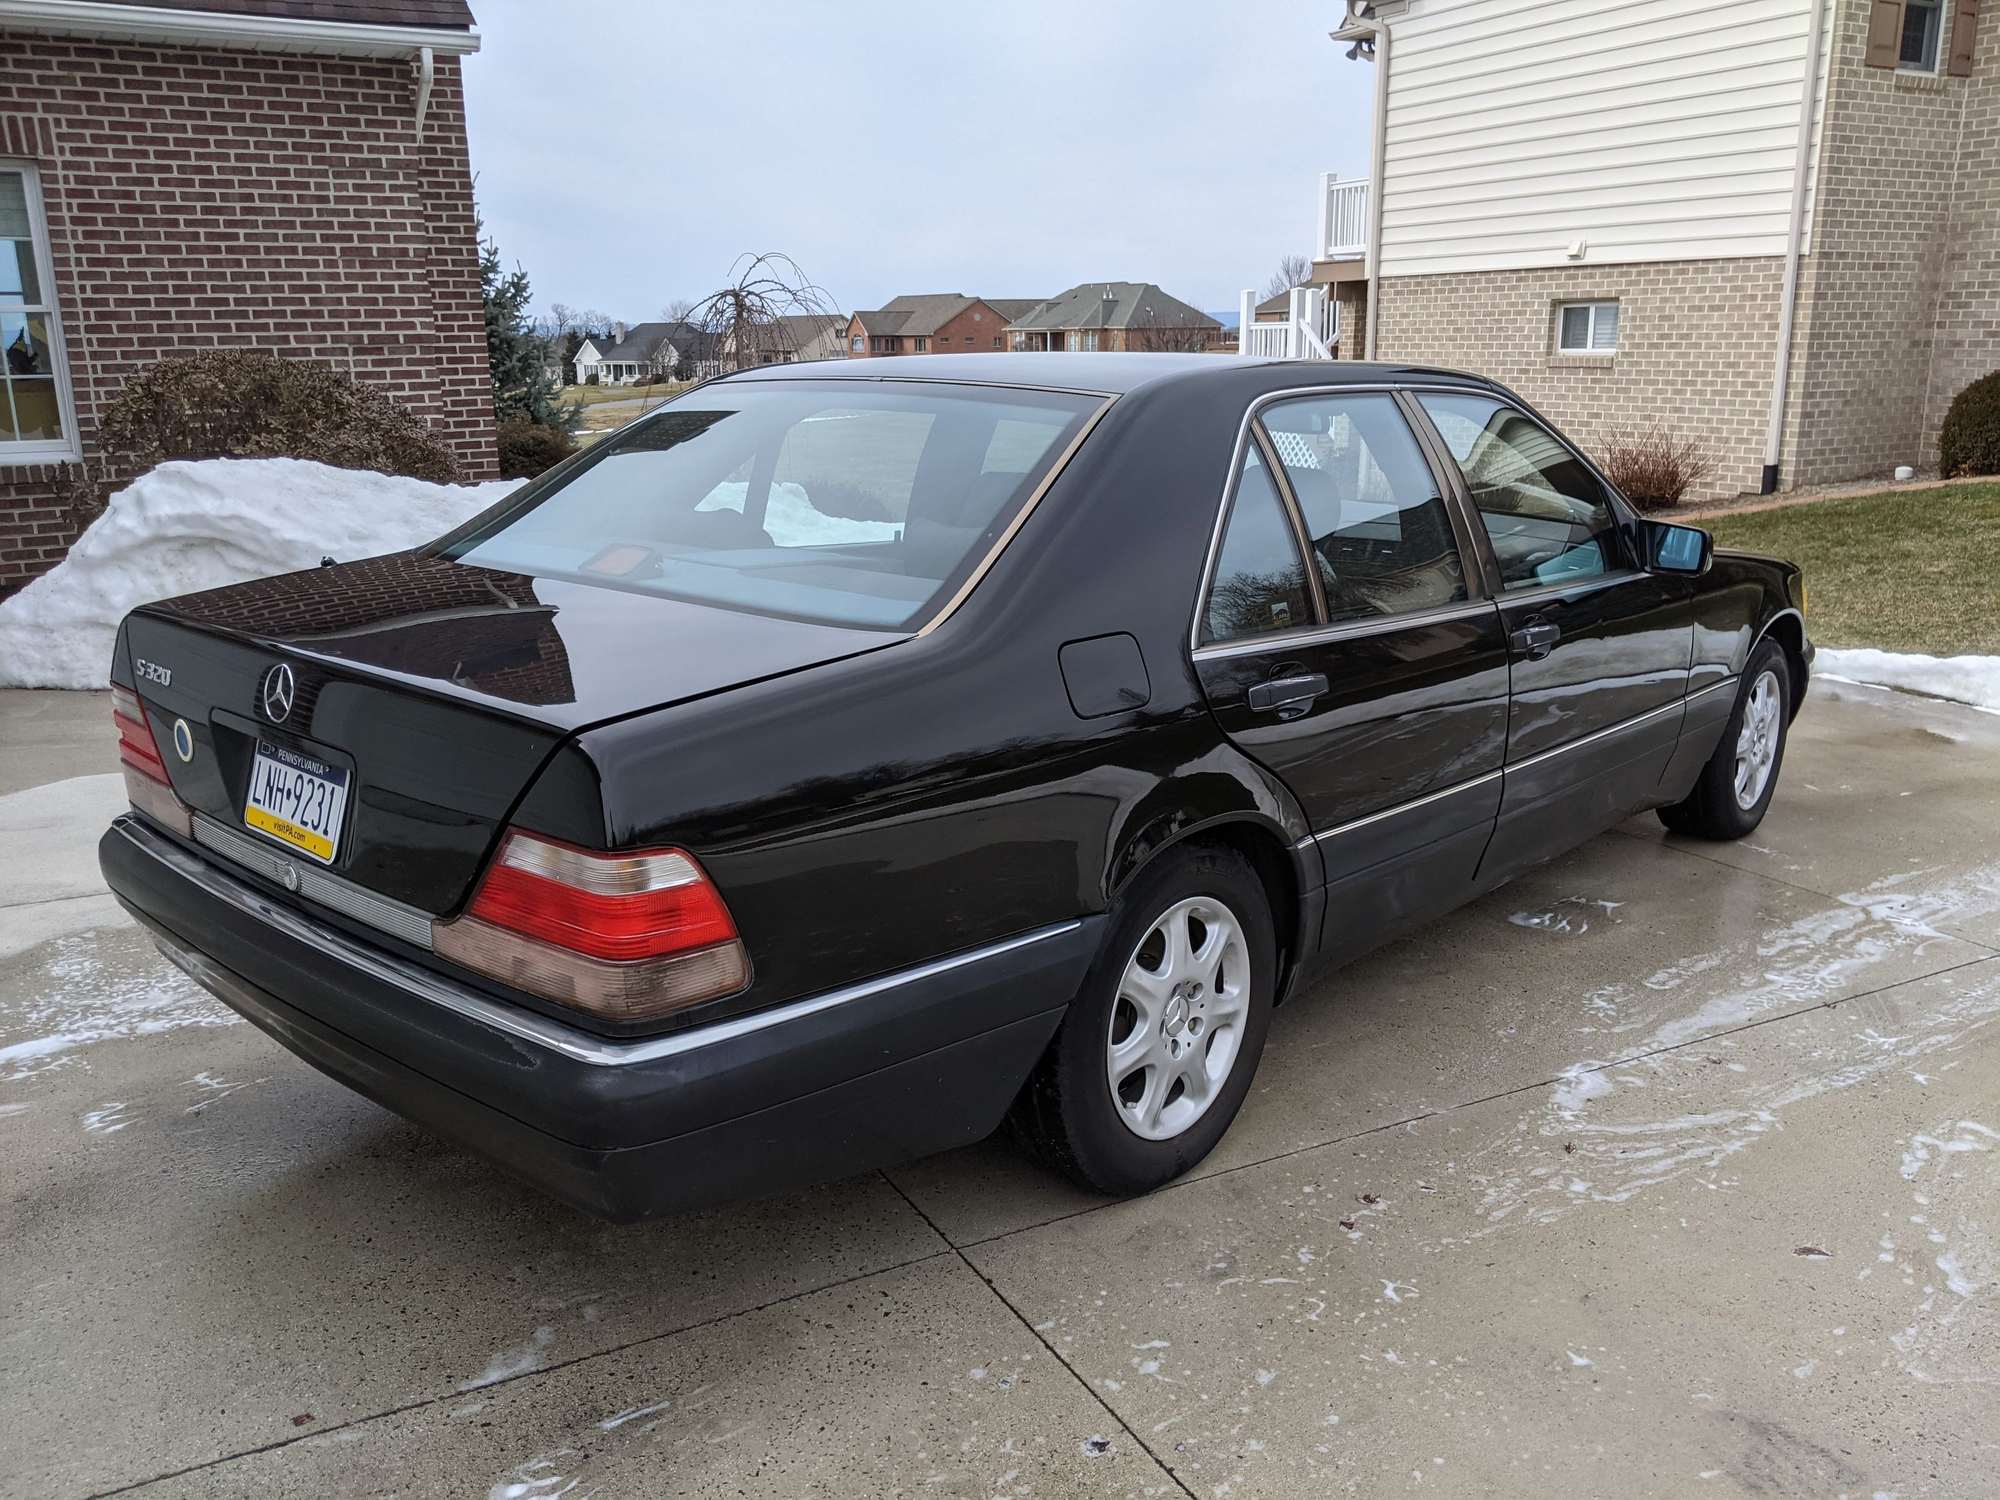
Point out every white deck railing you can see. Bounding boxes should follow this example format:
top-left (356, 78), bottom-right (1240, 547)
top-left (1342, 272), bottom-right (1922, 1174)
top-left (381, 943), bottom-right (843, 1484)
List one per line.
top-left (1319, 173), bottom-right (1370, 261)
top-left (1236, 285), bottom-right (1338, 361)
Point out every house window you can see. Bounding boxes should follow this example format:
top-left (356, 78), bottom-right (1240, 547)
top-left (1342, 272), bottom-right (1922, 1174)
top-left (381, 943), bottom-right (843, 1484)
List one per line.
top-left (993, 337), bottom-right (1002, 348)
top-left (1, 163), bottom-right (75, 461)
top-left (1556, 301), bottom-right (1619, 354)
top-left (914, 337), bottom-right (928, 352)
top-left (851, 335), bottom-right (863, 353)
top-left (963, 335), bottom-right (974, 345)
top-left (1901, 0), bottom-right (1943, 70)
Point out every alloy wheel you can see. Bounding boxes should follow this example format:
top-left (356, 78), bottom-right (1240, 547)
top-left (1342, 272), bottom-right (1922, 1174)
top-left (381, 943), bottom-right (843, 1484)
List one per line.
top-left (1105, 895), bottom-right (1249, 1142)
top-left (1733, 668), bottom-right (1782, 810)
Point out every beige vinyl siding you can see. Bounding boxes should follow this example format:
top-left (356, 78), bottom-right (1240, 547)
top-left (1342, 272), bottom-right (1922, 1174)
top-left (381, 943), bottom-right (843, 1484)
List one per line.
top-left (1379, 0), bottom-right (1835, 277)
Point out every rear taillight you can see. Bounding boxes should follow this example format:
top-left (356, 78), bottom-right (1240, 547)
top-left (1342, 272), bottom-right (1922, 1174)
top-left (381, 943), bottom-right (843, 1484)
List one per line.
top-left (111, 683), bottom-right (192, 835)
top-left (432, 830), bottom-right (750, 1023)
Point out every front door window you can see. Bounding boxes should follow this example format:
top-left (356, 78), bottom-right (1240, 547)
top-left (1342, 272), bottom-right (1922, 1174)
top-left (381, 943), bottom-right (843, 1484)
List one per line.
top-left (1416, 393), bottom-right (1628, 591)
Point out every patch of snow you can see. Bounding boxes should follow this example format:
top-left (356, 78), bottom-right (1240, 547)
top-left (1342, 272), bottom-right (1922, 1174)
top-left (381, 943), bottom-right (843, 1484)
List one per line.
top-left (596, 1398), bottom-right (670, 1431)
top-left (0, 458), bottom-right (518, 690)
top-left (0, 928), bottom-right (238, 1081)
top-left (1814, 648), bottom-right (2000, 714)
top-left (696, 480), bottom-right (903, 547)
top-left (458, 1325), bottom-right (555, 1392)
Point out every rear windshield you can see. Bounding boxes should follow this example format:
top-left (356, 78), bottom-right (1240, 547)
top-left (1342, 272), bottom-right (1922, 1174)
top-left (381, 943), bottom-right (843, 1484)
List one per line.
top-left (438, 380), bottom-right (1102, 630)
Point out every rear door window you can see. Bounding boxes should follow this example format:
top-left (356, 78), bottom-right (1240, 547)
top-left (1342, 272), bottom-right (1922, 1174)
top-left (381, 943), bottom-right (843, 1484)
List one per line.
top-left (1258, 393), bottom-right (1467, 624)
top-left (441, 382), bottom-right (1099, 629)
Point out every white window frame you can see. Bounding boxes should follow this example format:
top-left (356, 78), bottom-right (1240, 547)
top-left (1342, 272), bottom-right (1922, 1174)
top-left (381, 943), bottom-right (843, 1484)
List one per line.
top-left (1556, 300), bottom-right (1620, 355)
top-left (1899, 0), bottom-right (1944, 73)
top-left (1, 160), bottom-right (80, 464)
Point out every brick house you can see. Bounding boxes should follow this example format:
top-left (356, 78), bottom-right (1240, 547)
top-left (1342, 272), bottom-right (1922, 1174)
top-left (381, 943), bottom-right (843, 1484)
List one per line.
top-left (1006, 283), bottom-right (1225, 352)
top-left (0, 0), bottom-right (498, 596)
top-left (845, 294), bottom-right (1044, 357)
top-left (1310, 0), bottom-right (1996, 499)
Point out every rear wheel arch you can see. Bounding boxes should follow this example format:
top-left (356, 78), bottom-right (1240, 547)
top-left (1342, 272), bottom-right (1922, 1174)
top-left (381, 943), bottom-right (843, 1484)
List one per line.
top-left (1110, 813), bottom-right (1304, 1009)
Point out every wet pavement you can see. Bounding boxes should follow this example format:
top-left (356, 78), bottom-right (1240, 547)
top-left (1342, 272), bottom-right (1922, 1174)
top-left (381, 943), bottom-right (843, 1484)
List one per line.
top-left (2, 679), bottom-right (1997, 1497)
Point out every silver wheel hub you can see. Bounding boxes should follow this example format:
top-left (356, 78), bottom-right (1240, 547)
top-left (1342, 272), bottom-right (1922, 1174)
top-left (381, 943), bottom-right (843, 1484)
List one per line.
top-left (1106, 896), bottom-right (1249, 1142)
top-left (1733, 669), bottom-right (1782, 811)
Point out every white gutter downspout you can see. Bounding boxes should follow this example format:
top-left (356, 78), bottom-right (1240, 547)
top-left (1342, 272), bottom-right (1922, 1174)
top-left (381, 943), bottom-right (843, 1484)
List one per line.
top-left (413, 44), bottom-right (434, 136)
top-left (1762, 0), bottom-right (1827, 494)
top-left (1331, 4), bottom-right (1391, 361)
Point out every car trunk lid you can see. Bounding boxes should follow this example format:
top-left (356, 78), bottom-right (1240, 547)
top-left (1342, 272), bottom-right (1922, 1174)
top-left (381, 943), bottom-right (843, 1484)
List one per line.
top-left (121, 550), bottom-right (901, 913)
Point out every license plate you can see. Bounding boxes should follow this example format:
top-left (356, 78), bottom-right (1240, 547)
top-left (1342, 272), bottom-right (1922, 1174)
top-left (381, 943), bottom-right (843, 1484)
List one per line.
top-left (243, 740), bottom-right (349, 865)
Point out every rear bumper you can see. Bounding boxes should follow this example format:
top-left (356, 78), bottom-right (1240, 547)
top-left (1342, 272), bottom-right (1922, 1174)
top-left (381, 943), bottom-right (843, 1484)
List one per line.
top-left (100, 815), bottom-right (1097, 1220)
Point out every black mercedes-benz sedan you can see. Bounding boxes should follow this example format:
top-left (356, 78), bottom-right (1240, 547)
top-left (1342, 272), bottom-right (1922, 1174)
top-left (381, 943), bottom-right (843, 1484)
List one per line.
top-left (99, 354), bottom-right (1811, 1218)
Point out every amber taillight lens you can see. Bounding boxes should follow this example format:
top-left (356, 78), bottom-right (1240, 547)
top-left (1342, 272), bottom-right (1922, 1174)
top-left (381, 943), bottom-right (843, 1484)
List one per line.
top-left (112, 683), bottom-right (192, 836)
top-left (432, 830), bottom-right (750, 1023)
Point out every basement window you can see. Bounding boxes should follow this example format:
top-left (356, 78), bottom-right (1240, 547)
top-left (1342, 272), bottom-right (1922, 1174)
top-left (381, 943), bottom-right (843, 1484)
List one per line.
top-left (1557, 301), bottom-right (1619, 355)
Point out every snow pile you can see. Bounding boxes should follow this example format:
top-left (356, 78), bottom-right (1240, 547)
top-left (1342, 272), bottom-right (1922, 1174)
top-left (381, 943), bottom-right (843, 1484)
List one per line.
top-left (0, 458), bottom-right (517, 690)
top-left (1815, 648), bottom-right (2000, 714)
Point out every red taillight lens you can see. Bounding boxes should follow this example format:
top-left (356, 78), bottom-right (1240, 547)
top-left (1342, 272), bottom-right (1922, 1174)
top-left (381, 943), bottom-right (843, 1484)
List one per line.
top-left (468, 832), bottom-right (737, 962)
top-left (433, 831), bottom-right (750, 1022)
top-left (112, 683), bottom-right (167, 782)
top-left (112, 682), bottom-right (192, 835)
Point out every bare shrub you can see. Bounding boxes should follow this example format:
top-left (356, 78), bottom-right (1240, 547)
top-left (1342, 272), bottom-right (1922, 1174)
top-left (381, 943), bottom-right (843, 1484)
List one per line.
top-left (1600, 426), bottom-right (1714, 510)
top-left (97, 349), bottom-right (460, 483)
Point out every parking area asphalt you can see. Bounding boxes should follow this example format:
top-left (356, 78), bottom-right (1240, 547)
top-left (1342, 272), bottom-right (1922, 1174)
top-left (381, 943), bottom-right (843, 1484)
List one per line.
top-left (3, 679), bottom-right (1997, 1498)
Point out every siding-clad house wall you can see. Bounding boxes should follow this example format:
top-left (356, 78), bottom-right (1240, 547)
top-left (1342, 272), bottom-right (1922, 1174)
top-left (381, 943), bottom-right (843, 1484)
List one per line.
top-left (1379, 0), bottom-right (1834, 279)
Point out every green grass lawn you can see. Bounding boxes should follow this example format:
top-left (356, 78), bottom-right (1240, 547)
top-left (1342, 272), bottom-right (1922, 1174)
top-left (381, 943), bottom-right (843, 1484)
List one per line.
top-left (1704, 483), bottom-right (2000, 656)
top-left (559, 382), bottom-right (691, 409)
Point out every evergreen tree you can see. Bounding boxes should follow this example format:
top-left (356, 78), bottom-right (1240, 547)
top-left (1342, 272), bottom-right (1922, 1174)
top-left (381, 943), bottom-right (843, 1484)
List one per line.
top-left (479, 222), bottom-right (575, 431)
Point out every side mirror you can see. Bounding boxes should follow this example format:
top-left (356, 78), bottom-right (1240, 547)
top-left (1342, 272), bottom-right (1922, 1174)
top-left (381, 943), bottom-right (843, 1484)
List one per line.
top-left (1639, 519), bottom-right (1712, 575)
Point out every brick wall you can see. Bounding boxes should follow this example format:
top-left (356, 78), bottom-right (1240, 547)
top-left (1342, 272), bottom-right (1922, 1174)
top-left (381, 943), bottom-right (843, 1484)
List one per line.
top-left (1374, 259), bottom-right (1790, 499)
top-left (1923, 5), bottom-right (2000, 462)
top-left (926, 301), bottom-right (1010, 353)
top-left (0, 28), bottom-right (497, 594)
top-left (1784, 0), bottom-right (1971, 484)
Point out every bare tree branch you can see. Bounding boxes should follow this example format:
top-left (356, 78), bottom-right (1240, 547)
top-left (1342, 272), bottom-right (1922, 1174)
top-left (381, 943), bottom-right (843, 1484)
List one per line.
top-left (1262, 253), bottom-right (1312, 303)
top-left (685, 253), bottom-right (842, 373)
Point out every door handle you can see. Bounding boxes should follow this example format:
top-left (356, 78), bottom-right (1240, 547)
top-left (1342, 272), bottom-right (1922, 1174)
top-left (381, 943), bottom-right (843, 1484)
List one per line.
top-left (1509, 620), bottom-right (1561, 661)
top-left (1247, 673), bottom-right (1328, 716)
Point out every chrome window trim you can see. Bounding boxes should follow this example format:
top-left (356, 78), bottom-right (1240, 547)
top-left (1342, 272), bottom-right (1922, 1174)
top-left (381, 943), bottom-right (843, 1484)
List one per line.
top-left (1187, 381), bottom-right (1472, 655)
top-left (1286, 675), bottom-right (1739, 849)
top-left (1192, 597), bottom-right (1499, 662)
top-left (119, 816), bottom-right (1083, 1070)
top-left (915, 395), bottom-right (1116, 637)
top-left (1485, 567), bottom-right (1648, 608)
top-left (191, 813), bottom-right (435, 951)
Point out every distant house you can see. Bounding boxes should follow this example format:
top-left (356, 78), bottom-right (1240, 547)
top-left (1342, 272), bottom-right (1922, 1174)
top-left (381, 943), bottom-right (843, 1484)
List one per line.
top-left (724, 313), bottom-right (848, 368)
top-left (573, 322), bottom-right (686, 385)
top-left (0, 0), bottom-right (497, 597)
top-left (1006, 284), bottom-right (1224, 352)
top-left (845, 295), bottom-right (1045, 357)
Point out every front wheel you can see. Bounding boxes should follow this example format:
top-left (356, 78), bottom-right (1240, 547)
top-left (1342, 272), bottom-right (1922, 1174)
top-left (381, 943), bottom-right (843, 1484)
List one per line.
top-left (1010, 843), bottom-right (1275, 1196)
top-left (1658, 638), bottom-right (1793, 840)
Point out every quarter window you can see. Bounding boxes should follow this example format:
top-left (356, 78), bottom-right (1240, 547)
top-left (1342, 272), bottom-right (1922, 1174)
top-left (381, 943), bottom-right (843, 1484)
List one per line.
top-left (1556, 301), bottom-right (1619, 354)
top-left (1, 164), bottom-right (74, 460)
top-left (1259, 393), bottom-right (1467, 624)
top-left (1202, 445), bottom-right (1312, 646)
top-left (1417, 393), bottom-right (1629, 592)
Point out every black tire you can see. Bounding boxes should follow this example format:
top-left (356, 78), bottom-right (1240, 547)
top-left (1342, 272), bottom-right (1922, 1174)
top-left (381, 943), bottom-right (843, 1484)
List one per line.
top-left (1658, 637), bottom-right (1793, 840)
top-left (1010, 842), bottom-right (1276, 1197)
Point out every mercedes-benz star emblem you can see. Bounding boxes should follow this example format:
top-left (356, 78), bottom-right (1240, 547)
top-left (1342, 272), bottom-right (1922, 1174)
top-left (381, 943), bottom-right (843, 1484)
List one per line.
top-left (261, 663), bottom-right (296, 724)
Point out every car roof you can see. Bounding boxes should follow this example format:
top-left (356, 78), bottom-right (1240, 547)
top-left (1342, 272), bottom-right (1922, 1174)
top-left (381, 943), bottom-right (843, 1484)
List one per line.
top-left (719, 352), bottom-right (1502, 398)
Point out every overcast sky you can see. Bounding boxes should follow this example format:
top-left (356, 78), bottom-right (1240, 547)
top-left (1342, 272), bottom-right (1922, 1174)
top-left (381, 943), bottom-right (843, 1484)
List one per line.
top-left (461, 1), bottom-right (1374, 322)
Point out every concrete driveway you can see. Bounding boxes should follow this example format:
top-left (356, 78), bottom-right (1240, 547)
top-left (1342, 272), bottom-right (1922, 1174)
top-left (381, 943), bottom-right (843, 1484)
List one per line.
top-left (3, 681), bottom-right (1997, 1498)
